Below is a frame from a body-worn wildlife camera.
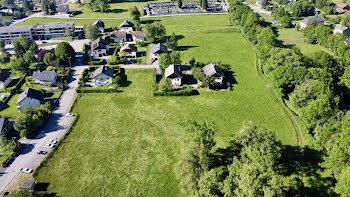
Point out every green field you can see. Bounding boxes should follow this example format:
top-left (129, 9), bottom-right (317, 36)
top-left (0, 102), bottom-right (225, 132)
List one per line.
top-left (277, 28), bottom-right (304, 40)
top-left (34, 15), bottom-right (297, 196)
top-left (0, 94), bottom-right (20, 117)
top-left (286, 42), bottom-right (335, 57)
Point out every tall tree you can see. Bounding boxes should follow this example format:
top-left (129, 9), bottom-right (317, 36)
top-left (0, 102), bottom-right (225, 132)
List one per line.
top-left (0, 40), bottom-right (5, 53)
top-left (202, 0), bottom-right (208, 10)
top-left (166, 32), bottom-right (178, 50)
top-left (129, 6), bottom-right (141, 26)
top-left (41, 0), bottom-right (48, 15)
top-left (177, 0), bottom-right (182, 8)
top-left (54, 42), bottom-right (75, 63)
top-left (84, 24), bottom-right (99, 40)
top-left (145, 22), bottom-right (166, 43)
top-left (22, 0), bottom-right (33, 12)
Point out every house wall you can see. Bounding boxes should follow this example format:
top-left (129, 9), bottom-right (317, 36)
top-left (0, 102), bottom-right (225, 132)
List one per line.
top-left (114, 37), bottom-right (125, 43)
top-left (18, 97), bottom-right (41, 110)
top-left (93, 49), bottom-right (107, 57)
top-left (35, 78), bottom-right (57, 86)
top-left (213, 76), bottom-right (223, 84)
top-left (133, 36), bottom-right (145, 43)
top-left (120, 27), bottom-right (133, 33)
top-left (124, 51), bottom-right (137, 60)
top-left (152, 52), bottom-right (163, 60)
top-left (0, 77), bottom-right (12, 89)
top-left (94, 73), bottom-right (113, 86)
top-left (170, 77), bottom-right (181, 86)
top-left (98, 27), bottom-right (104, 33)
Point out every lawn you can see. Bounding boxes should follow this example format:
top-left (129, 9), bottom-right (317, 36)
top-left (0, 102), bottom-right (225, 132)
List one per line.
top-left (286, 42), bottom-right (335, 57)
top-left (34, 15), bottom-right (297, 196)
top-left (277, 27), bottom-right (304, 40)
top-left (0, 94), bottom-right (20, 117)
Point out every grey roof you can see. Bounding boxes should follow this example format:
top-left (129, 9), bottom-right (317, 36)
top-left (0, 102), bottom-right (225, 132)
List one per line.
top-left (0, 69), bottom-right (11, 82)
top-left (93, 19), bottom-right (105, 28)
top-left (203, 63), bottom-right (224, 77)
top-left (0, 117), bottom-right (9, 133)
top-left (0, 26), bottom-right (33, 33)
top-left (345, 38), bottom-right (350, 45)
top-left (131, 31), bottom-right (145, 38)
top-left (335, 24), bottom-right (349, 32)
top-left (93, 65), bottom-right (114, 78)
top-left (113, 30), bottom-right (127, 38)
top-left (32, 70), bottom-right (57, 82)
top-left (165, 64), bottom-right (182, 78)
top-left (57, 4), bottom-right (69, 13)
top-left (120, 43), bottom-right (137, 52)
top-left (119, 20), bottom-right (134, 28)
top-left (151, 43), bottom-right (168, 54)
top-left (91, 37), bottom-right (109, 51)
top-left (34, 22), bottom-right (74, 29)
top-left (300, 16), bottom-right (325, 25)
top-left (19, 180), bottom-right (36, 190)
top-left (17, 88), bottom-right (44, 104)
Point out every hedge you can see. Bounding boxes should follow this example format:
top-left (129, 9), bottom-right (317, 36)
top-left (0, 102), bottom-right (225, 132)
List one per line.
top-left (76, 86), bottom-right (118, 93)
top-left (88, 59), bottom-right (104, 65)
top-left (153, 86), bottom-right (194, 96)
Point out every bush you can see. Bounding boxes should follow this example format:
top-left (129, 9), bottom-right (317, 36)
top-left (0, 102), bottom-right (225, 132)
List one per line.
top-left (154, 85), bottom-right (193, 96)
top-left (76, 86), bottom-right (118, 93)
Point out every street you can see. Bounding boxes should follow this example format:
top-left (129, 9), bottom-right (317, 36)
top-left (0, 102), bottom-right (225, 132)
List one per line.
top-left (0, 57), bottom-right (88, 193)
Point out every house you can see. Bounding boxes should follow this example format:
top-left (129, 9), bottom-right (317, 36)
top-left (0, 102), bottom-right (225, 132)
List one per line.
top-left (0, 117), bottom-right (13, 136)
top-left (17, 88), bottom-right (44, 110)
top-left (19, 180), bottom-right (36, 191)
top-left (334, 24), bottom-right (350, 36)
top-left (120, 44), bottom-right (138, 60)
top-left (119, 20), bottom-right (134, 33)
top-left (2, 4), bottom-right (21, 14)
top-left (57, 4), bottom-right (69, 14)
top-left (151, 43), bottom-right (168, 60)
top-left (131, 31), bottom-right (145, 43)
top-left (93, 19), bottom-right (105, 33)
top-left (0, 69), bottom-right (12, 89)
top-left (32, 22), bottom-right (74, 40)
top-left (337, 3), bottom-right (350, 13)
top-left (165, 64), bottom-right (182, 86)
top-left (203, 63), bottom-right (224, 84)
top-left (299, 16), bottom-right (325, 29)
top-left (113, 31), bottom-right (129, 44)
top-left (92, 65), bottom-right (114, 86)
top-left (32, 70), bottom-right (58, 86)
top-left (91, 37), bottom-right (110, 57)
top-left (0, 26), bottom-right (34, 44)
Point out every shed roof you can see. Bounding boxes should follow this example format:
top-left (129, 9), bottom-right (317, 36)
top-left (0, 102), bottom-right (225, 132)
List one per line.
top-left (17, 88), bottom-right (44, 104)
top-left (93, 19), bottom-right (105, 28)
top-left (120, 43), bottom-right (137, 52)
top-left (119, 20), bottom-right (134, 28)
top-left (113, 30), bottom-right (127, 38)
top-left (131, 31), bottom-right (145, 37)
top-left (165, 64), bottom-right (182, 78)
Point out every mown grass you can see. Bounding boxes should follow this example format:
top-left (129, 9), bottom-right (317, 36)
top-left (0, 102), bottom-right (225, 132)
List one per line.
top-left (286, 42), bottom-right (335, 57)
top-left (0, 94), bottom-right (19, 117)
top-left (34, 15), bottom-right (297, 196)
top-left (277, 28), bottom-right (304, 40)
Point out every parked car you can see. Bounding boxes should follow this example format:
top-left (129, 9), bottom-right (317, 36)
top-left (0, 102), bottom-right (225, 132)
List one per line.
top-left (37, 150), bottom-right (47, 155)
top-left (21, 168), bottom-right (33, 174)
top-left (48, 140), bottom-right (57, 144)
top-left (44, 144), bottom-right (55, 148)
top-left (65, 113), bottom-right (75, 117)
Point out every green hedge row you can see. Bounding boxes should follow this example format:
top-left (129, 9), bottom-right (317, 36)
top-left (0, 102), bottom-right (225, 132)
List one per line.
top-left (88, 59), bottom-right (104, 65)
top-left (76, 86), bottom-right (117, 93)
top-left (153, 87), bottom-right (194, 96)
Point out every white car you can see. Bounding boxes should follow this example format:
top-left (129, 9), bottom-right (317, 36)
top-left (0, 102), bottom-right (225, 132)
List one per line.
top-left (44, 144), bottom-right (55, 148)
top-left (21, 168), bottom-right (33, 174)
top-left (65, 113), bottom-right (75, 117)
top-left (48, 140), bottom-right (57, 144)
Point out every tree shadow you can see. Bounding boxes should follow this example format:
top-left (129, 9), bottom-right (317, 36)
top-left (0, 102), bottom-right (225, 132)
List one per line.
top-left (176, 45), bottom-right (198, 51)
top-left (119, 68), bottom-right (132, 87)
top-left (141, 19), bottom-right (161, 24)
top-left (225, 71), bottom-right (238, 85)
top-left (105, 8), bottom-right (128, 14)
top-left (163, 34), bottom-right (185, 41)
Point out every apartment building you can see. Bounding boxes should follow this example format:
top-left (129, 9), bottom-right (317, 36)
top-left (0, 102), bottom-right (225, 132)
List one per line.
top-left (0, 22), bottom-right (75, 43)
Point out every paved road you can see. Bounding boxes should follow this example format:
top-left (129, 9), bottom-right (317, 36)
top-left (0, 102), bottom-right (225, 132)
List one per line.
top-left (0, 59), bottom-right (88, 194)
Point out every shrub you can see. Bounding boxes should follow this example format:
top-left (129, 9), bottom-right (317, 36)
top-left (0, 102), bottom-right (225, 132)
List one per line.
top-left (88, 59), bottom-right (104, 65)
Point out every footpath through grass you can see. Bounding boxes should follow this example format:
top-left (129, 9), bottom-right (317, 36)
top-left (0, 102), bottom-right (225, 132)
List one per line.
top-left (34, 15), bottom-right (297, 196)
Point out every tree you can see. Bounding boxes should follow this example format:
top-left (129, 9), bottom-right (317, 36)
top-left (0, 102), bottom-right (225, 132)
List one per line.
top-left (145, 22), bottom-right (166, 43)
top-left (88, 0), bottom-right (110, 12)
top-left (84, 24), bottom-right (99, 41)
top-left (158, 77), bottom-right (172, 92)
top-left (265, 48), bottom-right (303, 73)
top-left (280, 15), bottom-right (292, 28)
top-left (197, 170), bottom-right (222, 197)
top-left (12, 35), bottom-right (38, 57)
top-left (10, 56), bottom-right (30, 74)
top-left (43, 52), bottom-right (58, 67)
top-left (335, 166), bottom-right (350, 197)
top-left (41, 0), bottom-right (48, 15)
top-left (0, 54), bottom-right (10, 64)
top-left (0, 40), bottom-right (5, 52)
top-left (341, 12), bottom-right (350, 26)
top-left (49, 1), bottom-right (56, 13)
top-left (0, 0), bottom-right (14, 7)
top-left (177, 0), bottom-right (182, 8)
top-left (159, 53), bottom-right (171, 70)
top-left (22, 0), bottom-right (33, 12)
top-left (189, 57), bottom-right (196, 67)
top-left (64, 29), bottom-right (72, 37)
top-left (129, 6), bottom-right (141, 26)
top-left (166, 32), bottom-right (178, 50)
top-left (170, 51), bottom-right (181, 65)
top-left (14, 113), bottom-right (35, 138)
top-left (201, 0), bottom-right (208, 10)
top-left (54, 42), bottom-right (75, 63)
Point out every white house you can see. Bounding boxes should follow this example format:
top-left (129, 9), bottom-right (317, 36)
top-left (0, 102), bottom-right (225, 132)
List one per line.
top-left (165, 64), bottom-right (182, 86)
top-left (93, 19), bottom-right (105, 33)
top-left (119, 21), bottom-right (135, 33)
top-left (203, 63), bottom-right (224, 84)
top-left (113, 31), bottom-right (132, 44)
top-left (32, 70), bottom-right (57, 86)
top-left (120, 44), bottom-right (137, 60)
top-left (91, 37), bottom-right (110, 57)
top-left (131, 31), bottom-right (145, 43)
top-left (334, 24), bottom-right (350, 36)
top-left (151, 43), bottom-right (168, 60)
top-left (17, 88), bottom-right (44, 111)
top-left (0, 69), bottom-right (12, 89)
top-left (92, 65), bottom-right (114, 86)
top-left (299, 16), bottom-right (325, 29)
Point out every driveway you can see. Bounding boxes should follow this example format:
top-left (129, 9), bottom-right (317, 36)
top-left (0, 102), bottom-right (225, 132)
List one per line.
top-left (0, 58), bottom-right (88, 194)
